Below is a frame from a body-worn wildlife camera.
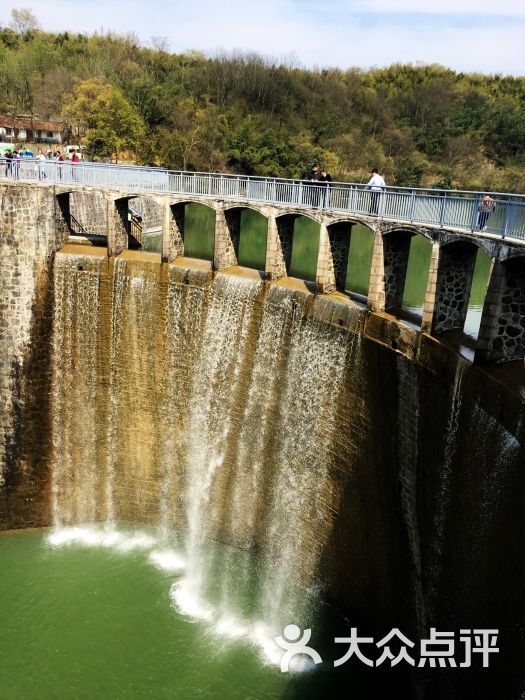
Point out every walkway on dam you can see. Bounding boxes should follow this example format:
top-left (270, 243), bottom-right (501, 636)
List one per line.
top-left (2, 158), bottom-right (525, 244)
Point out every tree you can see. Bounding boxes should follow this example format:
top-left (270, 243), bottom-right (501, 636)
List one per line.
top-left (63, 78), bottom-right (145, 162)
top-left (9, 8), bottom-right (39, 35)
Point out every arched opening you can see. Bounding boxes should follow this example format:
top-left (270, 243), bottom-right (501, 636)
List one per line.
top-left (476, 254), bottom-right (525, 364)
top-left (381, 230), bottom-right (425, 318)
top-left (68, 190), bottom-right (108, 242)
top-left (230, 208), bottom-right (268, 271)
top-left (344, 223), bottom-right (374, 301)
top-left (401, 234), bottom-right (432, 324)
top-left (183, 202), bottom-right (215, 262)
top-left (128, 196), bottom-right (163, 253)
top-left (288, 215), bottom-right (320, 282)
top-left (464, 247), bottom-right (492, 339)
top-left (432, 240), bottom-right (481, 337)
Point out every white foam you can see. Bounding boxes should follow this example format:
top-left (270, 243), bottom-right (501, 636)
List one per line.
top-left (46, 526), bottom-right (157, 552)
top-left (149, 549), bottom-right (186, 572)
top-left (214, 616), bottom-right (248, 639)
top-left (170, 580), bottom-right (213, 621)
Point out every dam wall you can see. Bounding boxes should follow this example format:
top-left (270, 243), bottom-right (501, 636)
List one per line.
top-left (0, 185), bottom-right (67, 526)
top-left (0, 183), bottom-right (524, 699)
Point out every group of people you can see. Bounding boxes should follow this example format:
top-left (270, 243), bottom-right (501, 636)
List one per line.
top-left (3, 147), bottom-right (80, 180)
top-left (305, 163), bottom-right (497, 228)
top-left (306, 163), bottom-right (386, 213)
top-left (305, 164), bottom-right (333, 206)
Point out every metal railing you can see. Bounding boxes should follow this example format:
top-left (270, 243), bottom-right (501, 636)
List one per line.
top-left (2, 157), bottom-right (525, 242)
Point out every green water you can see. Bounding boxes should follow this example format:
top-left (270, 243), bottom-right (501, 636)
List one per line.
top-left (184, 203), bottom-right (216, 261)
top-left (402, 236), bottom-right (432, 312)
top-left (238, 209), bottom-right (267, 270)
top-left (289, 217), bottom-right (320, 281)
top-left (1, 527), bottom-right (390, 700)
top-left (142, 231), bottom-right (162, 253)
top-left (345, 225), bottom-right (375, 296)
top-left (464, 248), bottom-right (492, 337)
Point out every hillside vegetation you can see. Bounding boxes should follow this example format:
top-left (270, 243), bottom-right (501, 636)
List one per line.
top-left (1, 17), bottom-right (525, 192)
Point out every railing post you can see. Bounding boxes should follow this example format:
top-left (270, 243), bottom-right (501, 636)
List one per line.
top-left (470, 195), bottom-right (481, 232)
top-left (409, 190), bottom-right (416, 222)
top-left (439, 193), bottom-right (447, 227)
top-left (502, 199), bottom-right (513, 239)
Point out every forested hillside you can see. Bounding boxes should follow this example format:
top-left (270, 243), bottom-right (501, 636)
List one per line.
top-left (1, 15), bottom-right (525, 191)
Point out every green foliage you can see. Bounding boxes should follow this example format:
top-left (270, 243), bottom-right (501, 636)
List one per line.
top-left (0, 20), bottom-right (524, 190)
top-left (63, 78), bottom-right (145, 161)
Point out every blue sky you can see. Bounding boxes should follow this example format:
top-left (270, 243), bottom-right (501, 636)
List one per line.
top-left (2, 0), bottom-right (524, 75)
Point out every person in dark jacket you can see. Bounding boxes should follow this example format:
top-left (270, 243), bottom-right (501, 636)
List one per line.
top-left (319, 170), bottom-right (332, 206)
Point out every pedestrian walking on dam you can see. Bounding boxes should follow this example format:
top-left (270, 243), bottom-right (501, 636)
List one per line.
top-left (366, 168), bottom-right (386, 215)
top-left (477, 194), bottom-right (496, 230)
top-left (12, 150), bottom-right (20, 180)
top-left (36, 149), bottom-right (47, 180)
top-left (4, 149), bottom-right (12, 177)
top-left (319, 170), bottom-right (332, 207)
top-left (306, 163), bottom-right (322, 206)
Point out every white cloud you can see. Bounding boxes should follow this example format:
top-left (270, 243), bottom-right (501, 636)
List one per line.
top-left (1, 0), bottom-right (524, 75)
top-left (350, 0), bottom-right (525, 16)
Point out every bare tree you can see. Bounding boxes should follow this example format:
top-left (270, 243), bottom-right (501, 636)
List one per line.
top-left (9, 8), bottom-right (39, 34)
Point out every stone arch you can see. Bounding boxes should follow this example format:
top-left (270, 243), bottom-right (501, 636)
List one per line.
top-left (183, 201), bottom-right (216, 262)
top-left (432, 239), bottom-right (480, 335)
top-left (223, 202), bottom-right (268, 217)
top-left (68, 189), bottom-right (109, 237)
top-left (223, 205), bottom-right (269, 271)
top-left (169, 196), bottom-right (218, 211)
top-left (126, 194), bottom-right (164, 253)
top-left (326, 221), bottom-right (352, 291)
top-left (381, 228), bottom-right (419, 312)
top-left (274, 212), bottom-right (320, 282)
top-left (348, 223), bottom-right (377, 301)
top-left (476, 254), bottom-right (525, 364)
top-left (274, 213), bottom-right (297, 276)
top-left (381, 223), bottom-right (434, 245)
top-left (324, 219), bottom-right (375, 295)
top-left (439, 232), bottom-right (497, 261)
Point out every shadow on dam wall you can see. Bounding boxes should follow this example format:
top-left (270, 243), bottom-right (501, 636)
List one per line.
top-left (0, 243), bottom-right (524, 700)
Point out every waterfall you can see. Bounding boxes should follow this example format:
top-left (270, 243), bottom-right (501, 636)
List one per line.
top-left (50, 251), bottom-right (360, 654)
top-left (426, 356), bottom-right (468, 614)
top-left (173, 272), bottom-right (263, 619)
top-left (396, 355), bottom-right (426, 634)
top-left (51, 251), bottom-right (104, 526)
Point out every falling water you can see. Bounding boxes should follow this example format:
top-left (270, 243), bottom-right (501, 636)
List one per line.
top-left (396, 355), bottom-right (426, 634)
top-left (173, 272), bottom-right (263, 619)
top-left (49, 251), bottom-right (363, 655)
top-left (51, 251), bottom-right (104, 525)
top-left (427, 356), bottom-right (469, 612)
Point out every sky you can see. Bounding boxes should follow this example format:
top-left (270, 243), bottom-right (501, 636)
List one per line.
top-left (2, 0), bottom-right (524, 75)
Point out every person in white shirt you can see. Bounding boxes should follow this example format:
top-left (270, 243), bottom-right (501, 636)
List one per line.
top-left (36, 148), bottom-right (47, 180)
top-left (366, 168), bottom-right (386, 215)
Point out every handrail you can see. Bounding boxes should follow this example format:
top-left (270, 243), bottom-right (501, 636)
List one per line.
top-left (1, 158), bottom-right (524, 242)
top-left (69, 213), bottom-right (88, 236)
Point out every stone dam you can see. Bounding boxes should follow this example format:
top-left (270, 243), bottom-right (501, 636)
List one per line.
top-left (0, 181), bottom-right (524, 699)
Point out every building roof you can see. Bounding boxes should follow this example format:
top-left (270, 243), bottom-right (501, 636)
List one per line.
top-left (0, 116), bottom-right (67, 132)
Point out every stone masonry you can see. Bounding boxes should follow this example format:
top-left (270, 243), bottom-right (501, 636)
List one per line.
top-left (383, 232), bottom-right (413, 311)
top-left (432, 242), bottom-right (478, 334)
top-left (327, 222), bottom-right (352, 291)
top-left (0, 183), bottom-right (67, 526)
top-left (476, 257), bottom-right (525, 363)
